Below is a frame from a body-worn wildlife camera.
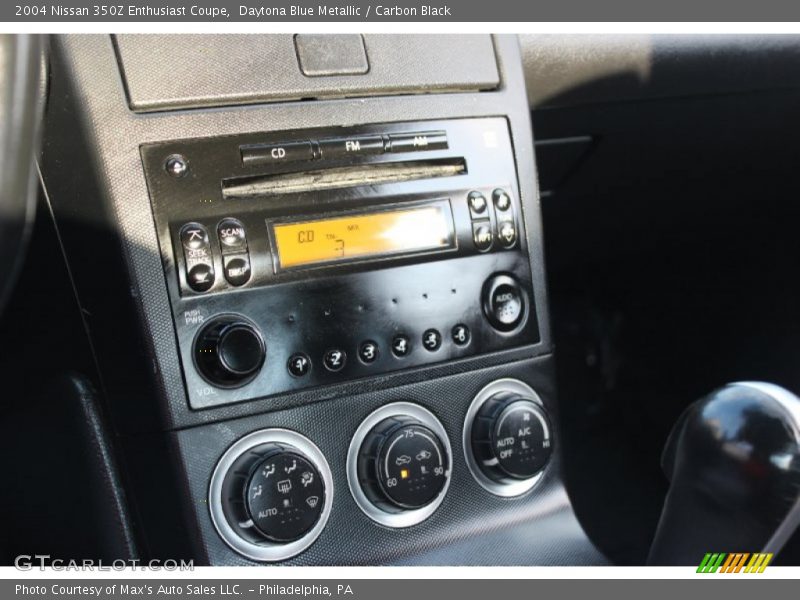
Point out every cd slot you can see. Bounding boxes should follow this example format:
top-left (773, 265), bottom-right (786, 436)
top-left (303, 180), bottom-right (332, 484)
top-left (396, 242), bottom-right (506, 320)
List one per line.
top-left (221, 158), bottom-right (467, 198)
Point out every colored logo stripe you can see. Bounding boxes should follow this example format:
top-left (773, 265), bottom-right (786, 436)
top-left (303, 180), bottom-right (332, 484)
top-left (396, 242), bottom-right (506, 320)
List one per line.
top-left (697, 552), bottom-right (772, 573)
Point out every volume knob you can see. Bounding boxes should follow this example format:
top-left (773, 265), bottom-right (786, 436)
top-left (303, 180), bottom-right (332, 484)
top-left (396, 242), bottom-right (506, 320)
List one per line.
top-left (194, 316), bottom-right (265, 387)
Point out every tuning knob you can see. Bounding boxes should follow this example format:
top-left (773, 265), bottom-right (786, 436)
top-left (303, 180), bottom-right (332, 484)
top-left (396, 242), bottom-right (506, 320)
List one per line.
top-left (464, 379), bottom-right (552, 496)
top-left (194, 316), bottom-right (265, 387)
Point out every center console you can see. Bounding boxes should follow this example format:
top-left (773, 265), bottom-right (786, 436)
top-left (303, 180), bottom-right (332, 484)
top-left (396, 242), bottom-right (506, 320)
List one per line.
top-left (40, 34), bottom-right (606, 565)
top-left (142, 117), bottom-right (537, 409)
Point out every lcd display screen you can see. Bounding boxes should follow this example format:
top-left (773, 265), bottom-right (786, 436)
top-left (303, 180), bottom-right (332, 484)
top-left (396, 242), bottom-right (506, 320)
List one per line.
top-left (271, 202), bottom-right (454, 270)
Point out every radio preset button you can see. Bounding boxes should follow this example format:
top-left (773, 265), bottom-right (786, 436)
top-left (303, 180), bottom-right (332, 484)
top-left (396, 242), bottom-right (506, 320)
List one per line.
top-left (468, 191), bottom-right (488, 216)
top-left (319, 135), bottom-right (385, 159)
top-left (287, 353), bottom-right (311, 377)
top-left (187, 263), bottom-right (214, 292)
top-left (223, 255), bottom-right (251, 286)
top-left (391, 335), bottom-right (411, 357)
top-left (218, 218), bottom-right (248, 253)
top-left (323, 348), bottom-right (346, 372)
top-left (497, 221), bottom-right (517, 249)
top-left (359, 341), bottom-right (379, 364)
top-left (422, 329), bottom-right (442, 352)
top-left (451, 324), bottom-right (471, 346)
top-left (483, 274), bottom-right (527, 332)
top-left (493, 189), bottom-right (512, 211)
top-left (240, 141), bottom-right (314, 166)
top-left (181, 224), bottom-right (209, 250)
top-left (473, 223), bottom-right (493, 251)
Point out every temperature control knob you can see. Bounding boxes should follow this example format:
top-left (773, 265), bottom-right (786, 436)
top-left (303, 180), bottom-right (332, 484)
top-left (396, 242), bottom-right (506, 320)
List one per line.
top-left (358, 416), bottom-right (449, 510)
top-left (194, 316), bottom-right (265, 387)
top-left (471, 391), bottom-right (552, 482)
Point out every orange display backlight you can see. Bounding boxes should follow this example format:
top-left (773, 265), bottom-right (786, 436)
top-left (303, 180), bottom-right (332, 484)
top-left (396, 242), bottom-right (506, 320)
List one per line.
top-left (272, 204), bottom-right (454, 270)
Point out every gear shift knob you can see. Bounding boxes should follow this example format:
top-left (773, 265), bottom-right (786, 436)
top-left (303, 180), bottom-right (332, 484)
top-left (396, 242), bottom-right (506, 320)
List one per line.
top-left (647, 382), bottom-right (800, 565)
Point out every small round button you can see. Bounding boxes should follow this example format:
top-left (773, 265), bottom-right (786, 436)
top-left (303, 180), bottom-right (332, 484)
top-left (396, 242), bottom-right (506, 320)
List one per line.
top-left (498, 221), bottom-right (517, 248)
top-left (359, 341), bottom-right (379, 364)
top-left (180, 223), bottom-right (209, 250)
top-left (166, 155), bottom-right (189, 178)
top-left (451, 324), bottom-right (471, 346)
top-left (218, 218), bottom-right (248, 251)
top-left (287, 353), bottom-right (311, 377)
top-left (422, 329), bottom-right (442, 351)
top-left (323, 348), bottom-right (346, 372)
top-left (468, 191), bottom-right (487, 215)
top-left (187, 263), bottom-right (214, 292)
top-left (493, 188), bottom-right (511, 211)
top-left (223, 256), bottom-right (251, 286)
top-left (245, 451), bottom-right (325, 543)
top-left (391, 335), bottom-right (411, 357)
top-left (482, 274), bottom-right (527, 332)
top-left (473, 223), bottom-right (493, 251)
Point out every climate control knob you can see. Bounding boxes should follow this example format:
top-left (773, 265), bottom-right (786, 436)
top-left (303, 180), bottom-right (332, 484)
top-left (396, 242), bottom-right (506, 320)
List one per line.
top-left (465, 379), bottom-right (553, 496)
top-left (359, 416), bottom-right (449, 510)
top-left (209, 429), bottom-right (333, 562)
top-left (348, 403), bottom-right (452, 527)
top-left (194, 316), bottom-right (265, 387)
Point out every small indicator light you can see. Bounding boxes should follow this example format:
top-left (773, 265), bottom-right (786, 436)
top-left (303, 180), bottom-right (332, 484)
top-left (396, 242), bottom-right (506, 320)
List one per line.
top-left (400, 469), bottom-right (409, 479)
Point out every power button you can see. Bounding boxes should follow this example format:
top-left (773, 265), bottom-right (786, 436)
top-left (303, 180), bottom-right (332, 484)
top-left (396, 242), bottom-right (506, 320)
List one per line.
top-left (482, 274), bottom-right (528, 332)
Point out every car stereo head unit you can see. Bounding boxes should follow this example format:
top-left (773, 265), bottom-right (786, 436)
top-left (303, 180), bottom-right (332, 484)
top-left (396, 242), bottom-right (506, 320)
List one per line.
top-left (141, 118), bottom-right (540, 409)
